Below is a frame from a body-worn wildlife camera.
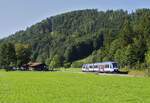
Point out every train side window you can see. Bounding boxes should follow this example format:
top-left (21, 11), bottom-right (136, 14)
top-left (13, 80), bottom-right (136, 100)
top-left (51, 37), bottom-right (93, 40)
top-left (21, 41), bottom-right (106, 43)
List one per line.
top-left (89, 66), bottom-right (93, 68)
top-left (110, 65), bottom-right (112, 68)
top-left (105, 64), bottom-right (109, 68)
top-left (94, 65), bottom-right (98, 68)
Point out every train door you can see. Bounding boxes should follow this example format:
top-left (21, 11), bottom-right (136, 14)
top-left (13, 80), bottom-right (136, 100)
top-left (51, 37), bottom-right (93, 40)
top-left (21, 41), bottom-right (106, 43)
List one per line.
top-left (99, 65), bottom-right (104, 72)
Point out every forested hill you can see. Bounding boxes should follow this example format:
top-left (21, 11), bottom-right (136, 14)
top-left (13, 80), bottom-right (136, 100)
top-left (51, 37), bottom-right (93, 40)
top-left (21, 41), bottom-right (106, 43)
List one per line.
top-left (1, 9), bottom-right (150, 68)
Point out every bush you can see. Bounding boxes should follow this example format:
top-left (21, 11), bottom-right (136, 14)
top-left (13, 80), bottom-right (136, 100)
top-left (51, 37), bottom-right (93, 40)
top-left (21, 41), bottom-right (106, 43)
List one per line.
top-left (71, 61), bottom-right (84, 68)
top-left (64, 62), bottom-right (71, 68)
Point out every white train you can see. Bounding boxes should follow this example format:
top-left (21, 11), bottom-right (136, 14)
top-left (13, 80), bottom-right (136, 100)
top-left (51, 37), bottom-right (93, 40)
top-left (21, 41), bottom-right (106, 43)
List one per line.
top-left (82, 61), bottom-right (118, 72)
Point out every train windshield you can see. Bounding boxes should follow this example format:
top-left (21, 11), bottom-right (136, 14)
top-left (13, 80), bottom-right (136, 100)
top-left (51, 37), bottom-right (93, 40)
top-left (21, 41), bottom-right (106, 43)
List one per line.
top-left (112, 63), bottom-right (118, 68)
top-left (82, 64), bottom-right (86, 68)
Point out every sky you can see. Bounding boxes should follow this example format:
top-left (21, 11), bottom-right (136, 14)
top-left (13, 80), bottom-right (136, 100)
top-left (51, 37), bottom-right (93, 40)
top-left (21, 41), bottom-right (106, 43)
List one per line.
top-left (0, 0), bottom-right (150, 38)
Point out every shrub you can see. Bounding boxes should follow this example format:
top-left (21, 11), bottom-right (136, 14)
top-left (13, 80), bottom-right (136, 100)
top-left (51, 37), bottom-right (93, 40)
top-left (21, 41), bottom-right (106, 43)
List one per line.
top-left (71, 61), bottom-right (83, 68)
top-left (64, 62), bottom-right (71, 68)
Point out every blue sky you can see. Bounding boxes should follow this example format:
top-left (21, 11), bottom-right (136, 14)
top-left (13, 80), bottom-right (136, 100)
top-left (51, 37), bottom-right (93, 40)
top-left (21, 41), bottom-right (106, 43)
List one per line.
top-left (0, 0), bottom-right (150, 38)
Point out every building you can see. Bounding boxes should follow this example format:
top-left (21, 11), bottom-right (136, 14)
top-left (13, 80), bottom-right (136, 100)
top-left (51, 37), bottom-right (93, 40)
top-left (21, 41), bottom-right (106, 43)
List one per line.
top-left (28, 62), bottom-right (48, 71)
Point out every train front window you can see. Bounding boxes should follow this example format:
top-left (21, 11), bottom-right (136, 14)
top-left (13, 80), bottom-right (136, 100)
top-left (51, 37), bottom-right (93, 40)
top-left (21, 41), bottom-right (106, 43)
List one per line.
top-left (113, 63), bottom-right (118, 68)
top-left (82, 65), bottom-right (85, 68)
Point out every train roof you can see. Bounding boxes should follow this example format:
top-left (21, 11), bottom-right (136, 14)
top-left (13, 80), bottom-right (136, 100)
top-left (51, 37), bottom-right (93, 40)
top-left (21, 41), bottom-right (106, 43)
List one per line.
top-left (83, 61), bottom-right (117, 65)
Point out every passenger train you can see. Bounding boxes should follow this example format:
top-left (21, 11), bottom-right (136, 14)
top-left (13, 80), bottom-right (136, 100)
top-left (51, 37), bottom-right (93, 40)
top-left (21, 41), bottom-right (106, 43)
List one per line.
top-left (82, 61), bottom-right (118, 72)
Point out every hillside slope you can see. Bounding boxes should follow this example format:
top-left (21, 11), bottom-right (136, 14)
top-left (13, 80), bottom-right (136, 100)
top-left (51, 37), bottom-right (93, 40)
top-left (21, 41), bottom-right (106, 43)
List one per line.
top-left (1, 9), bottom-right (150, 68)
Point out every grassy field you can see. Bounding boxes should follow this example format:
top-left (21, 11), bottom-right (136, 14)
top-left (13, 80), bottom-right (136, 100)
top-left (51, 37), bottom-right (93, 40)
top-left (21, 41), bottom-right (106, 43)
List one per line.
top-left (0, 71), bottom-right (150, 103)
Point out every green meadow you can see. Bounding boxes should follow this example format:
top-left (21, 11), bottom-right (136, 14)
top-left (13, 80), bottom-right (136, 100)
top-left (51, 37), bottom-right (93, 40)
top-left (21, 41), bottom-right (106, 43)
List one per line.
top-left (0, 71), bottom-right (150, 103)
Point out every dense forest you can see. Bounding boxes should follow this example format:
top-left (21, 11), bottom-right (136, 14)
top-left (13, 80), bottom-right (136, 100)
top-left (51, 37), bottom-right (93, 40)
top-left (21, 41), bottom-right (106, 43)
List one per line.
top-left (0, 9), bottom-right (150, 69)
